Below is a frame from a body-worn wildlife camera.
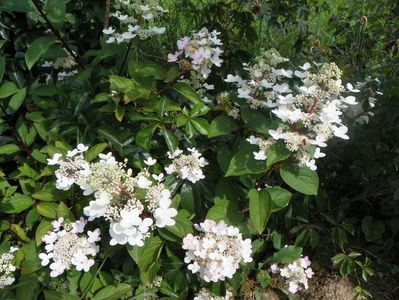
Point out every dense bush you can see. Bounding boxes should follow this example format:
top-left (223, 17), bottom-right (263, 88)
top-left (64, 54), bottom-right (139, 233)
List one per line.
top-left (0, 0), bottom-right (398, 299)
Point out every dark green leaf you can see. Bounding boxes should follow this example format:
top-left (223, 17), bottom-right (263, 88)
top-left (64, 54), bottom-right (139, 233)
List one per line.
top-left (209, 115), bottom-right (238, 137)
top-left (248, 189), bottom-right (272, 234)
top-left (25, 37), bottom-right (56, 70)
top-left (172, 82), bottom-right (201, 104)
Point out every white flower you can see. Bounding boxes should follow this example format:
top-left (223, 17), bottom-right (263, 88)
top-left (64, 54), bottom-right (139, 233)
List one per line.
top-left (183, 220), bottom-right (252, 282)
top-left (268, 127), bottom-right (285, 140)
top-left (314, 147), bottom-right (326, 159)
top-left (342, 95), bottom-right (357, 105)
top-left (103, 26), bottom-right (115, 35)
top-left (270, 255), bottom-right (314, 294)
top-left (346, 83), bottom-right (360, 92)
top-left (47, 153), bottom-right (62, 165)
top-left (0, 248), bottom-right (18, 288)
top-left (332, 125), bottom-right (349, 140)
top-left (144, 156), bottom-right (157, 166)
top-left (39, 218), bottom-right (100, 277)
top-left (165, 148), bottom-right (208, 183)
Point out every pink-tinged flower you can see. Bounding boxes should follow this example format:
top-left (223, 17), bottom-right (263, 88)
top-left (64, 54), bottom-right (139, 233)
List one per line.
top-left (167, 52), bottom-right (179, 62)
top-left (177, 37), bottom-right (189, 50)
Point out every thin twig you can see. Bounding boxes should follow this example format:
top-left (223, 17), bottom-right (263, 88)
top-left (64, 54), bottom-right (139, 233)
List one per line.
top-left (104, 0), bottom-right (111, 29)
top-left (31, 0), bottom-right (84, 69)
top-left (118, 40), bottom-right (133, 75)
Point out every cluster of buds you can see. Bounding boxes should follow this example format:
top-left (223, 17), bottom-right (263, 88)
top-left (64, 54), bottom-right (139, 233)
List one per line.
top-left (47, 145), bottom-right (177, 247)
top-left (182, 220), bottom-right (253, 282)
top-left (270, 256), bottom-right (314, 294)
top-left (226, 48), bottom-right (365, 170)
top-left (39, 218), bottom-right (100, 277)
top-left (103, 0), bottom-right (166, 43)
top-left (0, 247), bottom-right (18, 289)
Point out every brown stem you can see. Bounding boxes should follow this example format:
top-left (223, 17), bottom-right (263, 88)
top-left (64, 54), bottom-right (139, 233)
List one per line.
top-left (104, 0), bottom-right (111, 29)
top-left (31, 0), bottom-right (84, 69)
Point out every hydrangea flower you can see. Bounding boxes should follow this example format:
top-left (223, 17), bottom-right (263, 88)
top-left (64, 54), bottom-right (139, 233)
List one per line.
top-left (182, 219), bottom-right (252, 282)
top-left (270, 255), bottom-right (314, 294)
top-left (225, 48), bottom-right (366, 170)
top-left (194, 288), bottom-right (233, 300)
top-left (39, 217), bottom-right (100, 277)
top-left (168, 28), bottom-right (224, 103)
top-left (48, 149), bottom-right (177, 247)
top-left (103, 0), bottom-right (166, 43)
top-left (168, 28), bottom-right (223, 79)
top-left (0, 247), bottom-right (18, 289)
top-left (165, 148), bottom-right (208, 183)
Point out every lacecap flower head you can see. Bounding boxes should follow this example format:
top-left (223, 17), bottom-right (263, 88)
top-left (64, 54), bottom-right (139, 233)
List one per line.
top-left (39, 217), bottom-right (100, 277)
top-left (182, 219), bottom-right (252, 282)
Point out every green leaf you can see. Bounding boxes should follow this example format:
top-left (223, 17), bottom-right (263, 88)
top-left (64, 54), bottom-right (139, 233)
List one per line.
top-left (136, 123), bottom-right (158, 150)
top-left (44, 290), bottom-right (80, 300)
top-left (84, 143), bottom-right (108, 162)
top-left (93, 283), bottom-right (132, 300)
top-left (266, 187), bottom-right (293, 212)
top-left (248, 189), bottom-right (272, 234)
top-left (138, 63), bottom-right (167, 80)
top-left (114, 104), bottom-right (125, 122)
top-left (266, 142), bottom-right (292, 168)
top-left (361, 216), bottom-right (385, 241)
top-left (35, 220), bottom-right (52, 246)
top-left (0, 194), bottom-right (34, 213)
top-left (165, 66), bottom-right (181, 82)
top-left (190, 103), bottom-right (210, 117)
top-left (241, 107), bottom-right (278, 134)
top-left (172, 82), bottom-right (201, 104)
top-left (8, 87), bottom-right (27, 112)
top-left (0, 81), bottom-right (18, 98)
top-left (158, 210), bottom-right (193, 241)
top-left (191, 117), bottom-right (209, 135)
top-left (0, 0), bottom-right (35, 12)
top-left (0, 144), bottom-right (20, 155)
top-left (269, 245), bottom-right (302, 264)
top-left (127, 236), bottom-right (163, 272)
top-left (209, 115), bottom-right (238, 137)
top-left (279, 163), bottom-right (319, 195)
top-left (11, 223), bottom-right (30, 242)
top-left (0, 56), bottom-right (5, 83)
top-left (161, 127), bottom-right (178, 153)
top-left (25, 37), bottom-right (56, 70)
top-left (206, 199), bottom-right (244, 225)
top-left (37, 202), bottom-right (58, 219)
top-left (45, 0), bottom-right (70, 28)
top-left (225, 142), bottom-right (268, 176)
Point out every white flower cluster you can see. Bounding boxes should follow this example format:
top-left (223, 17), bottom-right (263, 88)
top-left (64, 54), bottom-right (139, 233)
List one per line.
top-left (168, 28), bottom-right (223, 79)
top-left (103, 0), bottom-right (166, 43)
top-left (226, 48), bottom-right (363, 170)
top-left (0, 247), bottom-right (18, 289)
top-left (270, 256), bottom-right (314, 294)
top-left (165, 148), bottom-right (208, 183)
top-left (194, 288), bottom-right (233, 300)
top-left (39, 217), bottom-right (100, 277)
top-left (182, 219), bottom-right (253, 282)
top-left (47, 145), bottom-right (177, 247)
top-left (345, 76), bottom-right (382, 124)
top-left (42, 50), bottom-right (78, 82)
